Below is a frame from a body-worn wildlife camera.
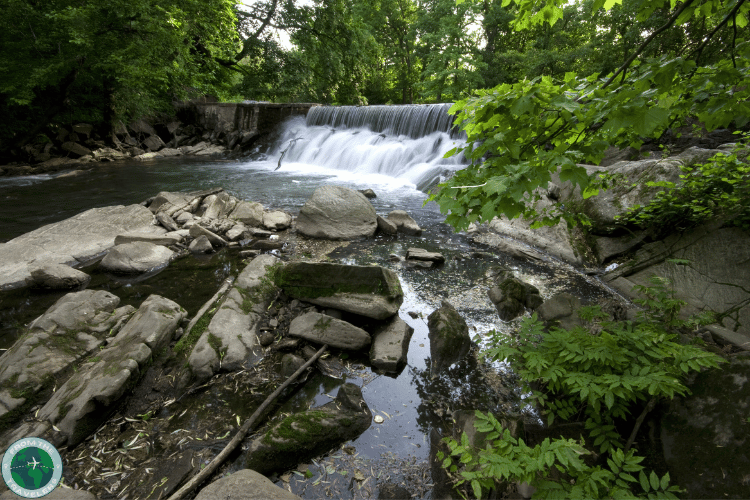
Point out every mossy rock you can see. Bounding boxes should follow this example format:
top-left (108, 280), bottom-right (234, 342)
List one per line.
top-left (245, 383), bottom-right (372, 474)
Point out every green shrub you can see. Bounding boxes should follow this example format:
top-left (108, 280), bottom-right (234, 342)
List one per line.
top-left (620, 137), bottom-right (750, 236)
top-left (441, 280), bottom-right (724, 499)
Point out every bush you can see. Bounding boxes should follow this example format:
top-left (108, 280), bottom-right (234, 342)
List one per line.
top-left (440, 280), bottom-right (724, 499)
top-left (620, 137), bottom-right (750, 236)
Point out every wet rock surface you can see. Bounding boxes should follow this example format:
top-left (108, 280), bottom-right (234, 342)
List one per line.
top-left (288, 312), bottom-right (371, 351)
top-left (0, 290), bottom-right (134, 440)
top-left (29, 264), bottom-right (91, 290)
top-left (427, 300), bottom-right (471, 375)
top-left (370, 316), bottom-right (414, 374)
top-left (245, 383), bottom-right (372, 475)
top-left (660, 357), bottom-right (750, 498)
top-left (38, 295), bottom-right (185, 447)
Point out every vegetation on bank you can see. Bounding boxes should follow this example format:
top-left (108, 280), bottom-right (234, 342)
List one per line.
top-left (440, 274), bottom-right (724, 498)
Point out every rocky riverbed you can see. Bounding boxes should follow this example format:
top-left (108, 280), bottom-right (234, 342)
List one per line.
top-left (1, 140), bottom-right (750, 499)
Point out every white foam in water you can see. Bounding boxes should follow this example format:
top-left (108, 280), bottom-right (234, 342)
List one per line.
top-left (267, 107), bottom-right (469, 191)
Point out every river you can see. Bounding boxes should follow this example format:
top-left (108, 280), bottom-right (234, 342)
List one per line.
top-left (0, 106), bottom-right (615, 498)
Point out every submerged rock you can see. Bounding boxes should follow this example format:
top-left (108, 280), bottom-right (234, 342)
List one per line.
top-left (195, 469), bottom-right (300, 500)
top-left (289, 312), bottom-right (371, 350)
top-left (428, 300), bottom-right (471, 375)
top-left (296, 185), bottom-right (377, 240)
top-left (245, 383), bottom-right (372, 475)
top-left (276, 262), bottom-right (403, 320)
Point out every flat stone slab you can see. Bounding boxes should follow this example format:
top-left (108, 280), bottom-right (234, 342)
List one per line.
top-left (0, 205), bottom-right (157, 290)
top-left (277, 262), bottom-right (403, 320)
top-left (406, 248), bottom-right (445, 264)
top-left (114, 231), bottom-right (178, 246)
top-left (188, 255), bottom-right (279, 383)
top-left (38, 295), bottom-right (185, 446)
top-left (100, 241), bottom-right (174, 274)
top-left (0, 290), bottom-right (135, 430)
top-left (370, 316), bottom-right (414, 373)
top-left (289, 312), bottom-right (371, 350)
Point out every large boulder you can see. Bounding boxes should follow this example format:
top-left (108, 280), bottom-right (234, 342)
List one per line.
top-left (296, 185), bottom-right (377, 240)
top-left (37, 295), bottom-right (185, 446)
top-left (288, 312), bottom-right (371, 350)
top-left (0, 205), bottom-right (158, 290)
top-left (370, 316), bottom-right (414, 373)
top-left (230, 201), bottom-right (264, 227)
top-left (99, 242), bottom-right (174, 274)
top-left (195, 470), bottom-right (300, 500)
top-left (0, 291), bottom-right (135, 435)
top-left (427, 301), bottom-right (471, 375)
top-left (573, 147), bottom-right (724, 235)
top-left (605, 225), bottom-right (750, 334)
top-left (276, 262), bottom-right (403, 320)
top-left (245, 383), bottom-right (372, 475)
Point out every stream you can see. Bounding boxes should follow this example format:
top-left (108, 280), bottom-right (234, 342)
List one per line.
top-left (0, 107), bottom-right (618, 498)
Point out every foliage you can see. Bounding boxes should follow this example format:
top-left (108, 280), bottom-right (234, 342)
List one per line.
top-left (439, 415), bottom-right (679, 499)
top-left (441, 279), bottom-right (724, 498)
top-left (0, 0), bottom-right (240, 154)
top-left (620, 139), bottom-right (750, 236)
top-left (431, 0), bottom-right (750, 230)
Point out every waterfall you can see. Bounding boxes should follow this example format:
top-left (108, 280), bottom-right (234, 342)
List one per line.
top-left (306, 104), bottom-right (462, 139)
top-left (270, 104), bottom-right (468, 191)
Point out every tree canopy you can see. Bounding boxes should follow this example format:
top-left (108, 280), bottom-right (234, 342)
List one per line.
top-left (0, 0), bottom-right (243, 156)
top-left (430, 0), bottom-right (750, 230)
top-left (3, 0), bottom-right (748, 171)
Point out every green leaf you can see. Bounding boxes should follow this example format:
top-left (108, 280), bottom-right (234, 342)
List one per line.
top-left (637, 470), bottom-right (649, 492)
top-left (650, 471), bottom-right (660, 491)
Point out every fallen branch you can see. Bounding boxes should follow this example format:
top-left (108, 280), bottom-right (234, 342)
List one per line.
top-left (167, 343), bottom-right (329, 500)
top-left (182, 277), bottom-right (234, 340)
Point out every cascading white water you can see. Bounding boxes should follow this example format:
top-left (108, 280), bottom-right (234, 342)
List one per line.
top-left (270, 104), bottom-right (468, 191)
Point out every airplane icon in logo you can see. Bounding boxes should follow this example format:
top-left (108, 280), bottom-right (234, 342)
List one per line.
top-left (27, 457), bottom-right (40, 470)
